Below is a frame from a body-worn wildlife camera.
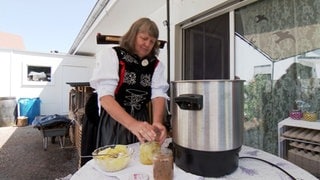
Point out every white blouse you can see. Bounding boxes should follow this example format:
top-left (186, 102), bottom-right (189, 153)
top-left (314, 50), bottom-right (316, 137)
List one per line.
top-left (90, 46), bottom-right (169, 101)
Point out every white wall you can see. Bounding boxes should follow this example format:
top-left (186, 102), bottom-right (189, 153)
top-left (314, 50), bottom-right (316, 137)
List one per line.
top-left (0, 51), bottom-right (12, 96)
top-left (170, 0), bottom-right (236, 24)
top-left (0, 49), bottom-right (95, 116)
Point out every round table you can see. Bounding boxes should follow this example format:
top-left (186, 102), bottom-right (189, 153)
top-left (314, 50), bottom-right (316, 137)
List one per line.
top-left (70, 139), bottom-right (317, 180)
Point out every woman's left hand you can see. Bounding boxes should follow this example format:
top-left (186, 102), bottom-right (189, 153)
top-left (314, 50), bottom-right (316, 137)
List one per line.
top-left (152, 122), bottom-right (167, 145)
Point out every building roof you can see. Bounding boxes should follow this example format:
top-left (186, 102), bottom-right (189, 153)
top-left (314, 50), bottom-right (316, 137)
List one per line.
top-left (0, 31), bottom-right (25, 50)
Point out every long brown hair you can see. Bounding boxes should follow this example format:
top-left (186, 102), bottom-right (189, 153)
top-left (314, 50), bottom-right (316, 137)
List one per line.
top-left (120, 18), bottom-right (160, 57)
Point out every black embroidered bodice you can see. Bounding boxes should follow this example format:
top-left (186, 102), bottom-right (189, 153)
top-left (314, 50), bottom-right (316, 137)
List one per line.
top-left (113, 46), bottom-right (159, 114)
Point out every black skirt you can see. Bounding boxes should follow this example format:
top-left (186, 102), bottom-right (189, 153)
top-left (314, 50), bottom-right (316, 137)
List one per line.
top-left (96, 106), bottom-right (149, 147)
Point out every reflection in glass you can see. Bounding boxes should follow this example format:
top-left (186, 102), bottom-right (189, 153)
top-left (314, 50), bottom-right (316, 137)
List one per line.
top-left (235, 0), bottom-right (320, 155)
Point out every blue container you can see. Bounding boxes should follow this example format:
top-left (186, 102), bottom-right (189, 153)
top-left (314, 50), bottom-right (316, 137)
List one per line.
top-left (18, 98), bottom-right (41, 125)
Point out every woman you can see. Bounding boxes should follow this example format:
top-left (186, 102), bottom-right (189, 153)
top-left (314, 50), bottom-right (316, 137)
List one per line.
top-left (90, 18), bottom-right (169, 147)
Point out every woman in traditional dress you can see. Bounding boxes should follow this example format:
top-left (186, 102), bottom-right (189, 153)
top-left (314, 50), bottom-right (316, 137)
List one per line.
top-left (90, 17), bottom-right (169, 147)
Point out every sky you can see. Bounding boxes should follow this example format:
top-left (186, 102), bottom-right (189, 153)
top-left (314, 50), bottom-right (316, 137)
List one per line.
top-left (0, 0), bottom-right (97, 53)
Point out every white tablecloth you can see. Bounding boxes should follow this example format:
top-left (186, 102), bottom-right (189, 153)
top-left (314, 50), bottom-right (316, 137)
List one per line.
top-left (71, 139), bottom-right (317, 180)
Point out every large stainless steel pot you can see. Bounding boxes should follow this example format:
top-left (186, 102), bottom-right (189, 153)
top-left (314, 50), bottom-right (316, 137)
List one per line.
top-left (171, 80), bottom-right (244, 177)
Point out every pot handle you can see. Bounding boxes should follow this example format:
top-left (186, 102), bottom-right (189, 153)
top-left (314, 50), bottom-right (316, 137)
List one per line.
top-left (174, 94), bottom-right (203, 110)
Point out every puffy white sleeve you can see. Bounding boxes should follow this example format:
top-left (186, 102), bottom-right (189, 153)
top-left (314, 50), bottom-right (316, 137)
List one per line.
top-left (151, 61), bottom-right (169, 100)
top-left (89, 46), bottom-right (119, 100)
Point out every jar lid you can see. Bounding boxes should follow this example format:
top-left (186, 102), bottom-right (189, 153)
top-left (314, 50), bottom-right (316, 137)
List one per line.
top-left (153, 148), bottom-right (173, 159)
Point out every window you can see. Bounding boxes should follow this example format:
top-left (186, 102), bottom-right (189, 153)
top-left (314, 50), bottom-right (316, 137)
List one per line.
top-left (183, 13), bottom-right (230, 80)
top-left (235, 0), bottom-right (320, 155)
top-left (27, 65), bottom-right (51, 82)
top-left (22, 63), bottom-right (54, 86)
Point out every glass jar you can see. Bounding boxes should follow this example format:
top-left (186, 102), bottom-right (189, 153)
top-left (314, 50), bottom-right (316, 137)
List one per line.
top-left (289, 109), bottom-right (303, 120)
top-left (153, 148), bottom-right (173, 180)
top-left (303, 111), bottom-right (317, 122)
top-left (139, 141), bottom-right (160, 165)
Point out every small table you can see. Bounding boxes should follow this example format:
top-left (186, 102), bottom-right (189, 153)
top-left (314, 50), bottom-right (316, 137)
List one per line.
top-left (70, 139), bottom-right (318, 180)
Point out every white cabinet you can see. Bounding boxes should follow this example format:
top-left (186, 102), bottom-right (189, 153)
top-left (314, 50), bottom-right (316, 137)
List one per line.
top-left (278, 118), bottom-right (320, 177)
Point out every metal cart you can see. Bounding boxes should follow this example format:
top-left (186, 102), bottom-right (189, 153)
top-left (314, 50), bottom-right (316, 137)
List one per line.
top-left (33, 115), bottom-right (72, 150)
top-left (40, 125), bottom-right (70, 150)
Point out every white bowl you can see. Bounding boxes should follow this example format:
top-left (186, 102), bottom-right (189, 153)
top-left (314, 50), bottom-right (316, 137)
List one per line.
top-left (92, 144), bottom-right (134, 172)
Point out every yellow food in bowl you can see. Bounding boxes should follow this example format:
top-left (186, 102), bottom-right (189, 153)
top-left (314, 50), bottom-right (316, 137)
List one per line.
top-left (93, 145), bottom-right (133, 172)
